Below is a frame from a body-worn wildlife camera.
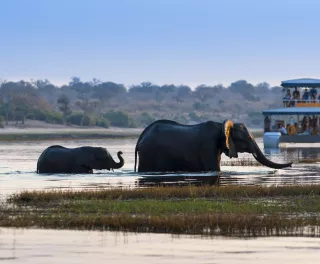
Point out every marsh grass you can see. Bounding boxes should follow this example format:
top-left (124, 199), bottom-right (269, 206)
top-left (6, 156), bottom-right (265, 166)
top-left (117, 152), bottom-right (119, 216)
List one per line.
top-left (2, 184), bottom-right (320, 237)
top-left (9, 184), bottom-right (320, 204)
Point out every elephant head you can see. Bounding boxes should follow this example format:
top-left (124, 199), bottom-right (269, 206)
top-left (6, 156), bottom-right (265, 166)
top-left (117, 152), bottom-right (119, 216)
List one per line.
top-left (80, 147), bottom-right (124, 171)
top-left (222, 120), bottom-right (292, 169)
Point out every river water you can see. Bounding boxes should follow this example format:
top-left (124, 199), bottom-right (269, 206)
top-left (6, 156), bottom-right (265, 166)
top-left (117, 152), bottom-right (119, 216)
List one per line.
top-left (1, 228), bottom-right (320, 264)
top-left (1, 138), bottom-right (320, 198)
top-left (1, 138), bottom-right (320, 263)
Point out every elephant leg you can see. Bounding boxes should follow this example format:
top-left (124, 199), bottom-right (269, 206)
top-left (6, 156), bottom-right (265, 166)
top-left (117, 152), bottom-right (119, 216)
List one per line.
top-left (200, 146), bottom-right (220, 171)
top-left (73, 166), bottom-right (91, 174)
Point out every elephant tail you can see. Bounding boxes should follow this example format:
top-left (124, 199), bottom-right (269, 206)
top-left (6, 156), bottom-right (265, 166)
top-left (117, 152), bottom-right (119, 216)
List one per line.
top-left (134, 146), bottom-right (138, 172)
top-left (36, 159), bottom-right (40, 174)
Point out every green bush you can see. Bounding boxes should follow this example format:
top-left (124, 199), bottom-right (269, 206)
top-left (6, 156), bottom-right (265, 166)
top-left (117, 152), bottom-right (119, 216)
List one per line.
top-left (95, 118), bottom-right (110, 128)
top-left (27, 109), bottom-right (63, 124)
top-left (138, 112), bottom-right (155, 126)
top-left (103, 110), bottom-right (136, 128)
top-left (67, 113), bottom-right (95, 126)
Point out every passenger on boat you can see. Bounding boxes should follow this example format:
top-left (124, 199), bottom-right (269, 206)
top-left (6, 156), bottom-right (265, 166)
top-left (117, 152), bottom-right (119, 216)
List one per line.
top-left (282, 89), bottom-right (292, 107)
top-left (310, 87), bottom-right (317, 101)
top-left (292, 87), bottom-right (300, 105)
top-left (264, 116), bottom-right (271, 132)
top-left (292, 87), bottom-right (300, 100)
top-left (302, 88), bottom-right (310, 102)
top-left (278, 124), bottom-right (287, 135)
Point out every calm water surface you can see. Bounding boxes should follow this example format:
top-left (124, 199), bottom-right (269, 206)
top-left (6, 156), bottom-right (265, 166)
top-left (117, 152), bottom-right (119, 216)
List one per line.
top-left (1, 228), bottom-right (320, 264)
top-left (1, 138), bottom-right (320, 262)
top-left (1, 138), bottom-right (320, 198)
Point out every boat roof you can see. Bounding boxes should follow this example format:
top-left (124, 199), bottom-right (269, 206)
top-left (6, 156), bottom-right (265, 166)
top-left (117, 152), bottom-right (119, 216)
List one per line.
top-left (263, 107), bottom-right (320, 116)
top-left (281, 78), bottom-right (320, 88)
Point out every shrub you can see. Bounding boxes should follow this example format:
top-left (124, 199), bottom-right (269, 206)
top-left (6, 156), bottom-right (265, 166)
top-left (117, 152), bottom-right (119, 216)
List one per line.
top-left (103, 110), bottom-right (136, 128)
top-left (138, 112), bottom-right (155, 126)
top-left (95, 118), bottom-right (110, 128)
top-left (67, 113), bottom-right (95, 126)
top-left (27, 109), bottom-right (63, 124)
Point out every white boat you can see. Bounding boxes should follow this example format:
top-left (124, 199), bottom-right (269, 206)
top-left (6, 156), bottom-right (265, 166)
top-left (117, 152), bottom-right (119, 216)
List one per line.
top-left (262, 78), bottom-right (320, 148)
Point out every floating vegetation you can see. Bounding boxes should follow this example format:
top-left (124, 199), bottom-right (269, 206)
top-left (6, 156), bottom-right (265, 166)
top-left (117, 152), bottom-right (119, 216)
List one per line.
top-left (1, 185), bottom-right (320, 237)
top-left (221, 158), bottom-right (262, 166)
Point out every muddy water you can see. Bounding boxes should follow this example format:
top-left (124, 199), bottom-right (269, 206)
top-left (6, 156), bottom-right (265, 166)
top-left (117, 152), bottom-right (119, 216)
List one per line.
top-left (1, 138), bottom-right (320, 198)
top-left (1, 228), bottom-right (320, 264)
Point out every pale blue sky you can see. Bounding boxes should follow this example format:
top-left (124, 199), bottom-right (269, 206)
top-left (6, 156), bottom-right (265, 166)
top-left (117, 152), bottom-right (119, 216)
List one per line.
top-left (1, 0), bottom-right (319, 87)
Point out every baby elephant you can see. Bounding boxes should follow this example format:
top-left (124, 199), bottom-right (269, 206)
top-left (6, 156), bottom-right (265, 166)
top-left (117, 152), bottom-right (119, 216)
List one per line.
top-left (37, 145), bottom-right (124, 174)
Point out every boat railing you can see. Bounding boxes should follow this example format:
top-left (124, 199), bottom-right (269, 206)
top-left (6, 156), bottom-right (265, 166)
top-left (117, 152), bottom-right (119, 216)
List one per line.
top-left (282, 99), bottom-right (320, 108)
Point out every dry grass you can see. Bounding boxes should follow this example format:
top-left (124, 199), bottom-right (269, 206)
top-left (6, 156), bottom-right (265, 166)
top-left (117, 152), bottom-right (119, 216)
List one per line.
top-left (9, 184), bottom-right (320, 204)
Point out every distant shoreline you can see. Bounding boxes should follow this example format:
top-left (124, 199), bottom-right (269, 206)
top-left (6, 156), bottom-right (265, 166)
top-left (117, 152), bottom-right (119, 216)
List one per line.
top-left (0, 127), bottom-right (263, 141)
top-left (0, 127), bottom-right (143, 141)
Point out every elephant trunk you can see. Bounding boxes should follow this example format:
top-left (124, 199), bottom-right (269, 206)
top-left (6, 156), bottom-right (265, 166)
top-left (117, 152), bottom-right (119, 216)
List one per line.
top-left (250, 139), bottom-right (292, 169)
top-left (111, 151), bottom-right (124, 169)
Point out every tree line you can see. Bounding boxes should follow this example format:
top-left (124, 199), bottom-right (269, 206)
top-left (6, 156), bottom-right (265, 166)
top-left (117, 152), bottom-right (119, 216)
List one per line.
top-left (0, 77), bottom-right (283, 128)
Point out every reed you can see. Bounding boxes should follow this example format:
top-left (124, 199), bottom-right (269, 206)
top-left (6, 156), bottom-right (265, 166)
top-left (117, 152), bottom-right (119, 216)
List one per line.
top-left (9, 184), bottom-right (320, 204)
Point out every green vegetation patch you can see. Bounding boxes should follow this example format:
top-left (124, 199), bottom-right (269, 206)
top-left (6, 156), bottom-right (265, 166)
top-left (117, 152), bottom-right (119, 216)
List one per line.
top-left (2, 184), bottom-right (320, 237)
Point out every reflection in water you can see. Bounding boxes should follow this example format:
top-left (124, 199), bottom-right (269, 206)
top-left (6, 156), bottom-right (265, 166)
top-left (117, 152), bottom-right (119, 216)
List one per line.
top-left (1, 138), bottom-right (320, 198)
top-left (1, 227), bottom-right (320, 264)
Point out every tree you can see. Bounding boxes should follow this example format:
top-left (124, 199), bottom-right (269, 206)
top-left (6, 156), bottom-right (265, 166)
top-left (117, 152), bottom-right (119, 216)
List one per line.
top-left (69, 76), bottom-right (81, 86)
top-left (75, 98), bottom-right (101, 127)
top-left (229, 80), bottom-right (255, 95)
top-left (194, 85), bottom-right (219, 103)
top-left (57, 95), bottom-right (72, 125)
top-left (255, 82), bottom-right (270, 94)
top-left (93, 82), bottom-right (126, 102)
top-left (173, 85), bottom-right (192, 103)
top-left (0, 79), bottom-right (9, 125)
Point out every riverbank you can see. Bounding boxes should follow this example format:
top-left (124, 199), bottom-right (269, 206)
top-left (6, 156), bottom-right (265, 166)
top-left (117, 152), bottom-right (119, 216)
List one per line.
top-left (0, 127), bottom-right (143, 141)
top-left (0, 127), bottom-right (264, 141)
top-left (2, 184), bottom-right (320, 237)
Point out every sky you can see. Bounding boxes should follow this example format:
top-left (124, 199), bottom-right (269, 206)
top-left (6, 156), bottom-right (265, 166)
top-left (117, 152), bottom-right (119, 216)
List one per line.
top-left (1, 0), bottom-right (320, 88)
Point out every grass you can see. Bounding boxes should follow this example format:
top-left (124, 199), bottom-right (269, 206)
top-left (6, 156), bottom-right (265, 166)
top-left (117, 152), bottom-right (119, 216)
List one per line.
top-left (2, 184), bottom-right (320, 237)
top-left (9, 185), bottom-right (320, 203)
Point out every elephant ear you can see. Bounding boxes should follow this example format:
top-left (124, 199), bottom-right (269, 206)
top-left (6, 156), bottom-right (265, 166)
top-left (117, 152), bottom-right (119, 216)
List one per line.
top-left (223, 119), bottom-right (238, 158)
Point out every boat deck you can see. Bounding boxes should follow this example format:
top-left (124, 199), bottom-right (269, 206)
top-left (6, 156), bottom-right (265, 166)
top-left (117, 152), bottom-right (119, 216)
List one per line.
top-left (279, 135), bottom-right (320, 143)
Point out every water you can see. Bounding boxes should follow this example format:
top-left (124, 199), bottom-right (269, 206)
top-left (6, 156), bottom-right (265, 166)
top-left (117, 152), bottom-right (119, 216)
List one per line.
top-left (1, 138), bottom-right (320, 262)
top-left (1, 228), bottom-right (320, 264)
top-left (1, 138), bottom-right (320, 198)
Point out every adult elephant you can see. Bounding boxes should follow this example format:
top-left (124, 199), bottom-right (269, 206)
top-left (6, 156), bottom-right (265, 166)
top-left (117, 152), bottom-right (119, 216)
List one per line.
top-left (134, 119), bottom-right (292, 172)
top-left (37, 145), bottom-right (124, 174)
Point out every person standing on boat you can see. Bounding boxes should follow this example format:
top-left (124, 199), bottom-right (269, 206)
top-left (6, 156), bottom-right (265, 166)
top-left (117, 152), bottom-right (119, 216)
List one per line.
top-left (310, 87), bottom-right (318, 102)
top-left (302, 88), bottom-right (310, 102)
top-left (283, 89), bottom-right (292, 107)
top-left (292, 87), bottom-right (300, 105)
top-left (264, 116), bottom-right (271, 132)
